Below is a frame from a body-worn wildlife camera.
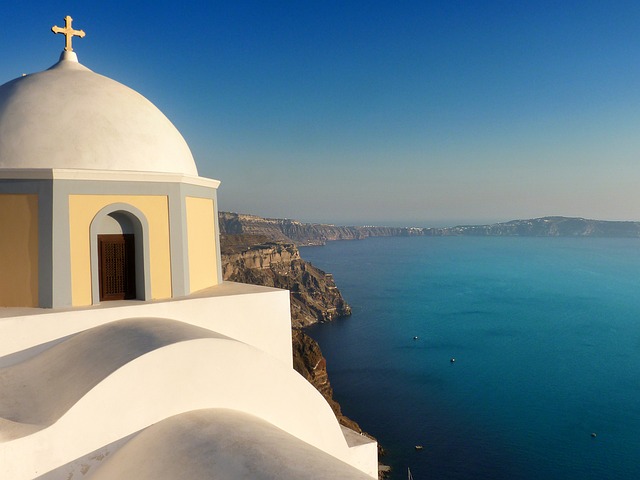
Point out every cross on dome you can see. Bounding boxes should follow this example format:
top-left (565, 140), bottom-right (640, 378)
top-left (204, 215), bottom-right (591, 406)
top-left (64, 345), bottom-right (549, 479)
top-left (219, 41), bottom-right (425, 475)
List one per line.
top-left (51, 15), bottom-right (85, 52)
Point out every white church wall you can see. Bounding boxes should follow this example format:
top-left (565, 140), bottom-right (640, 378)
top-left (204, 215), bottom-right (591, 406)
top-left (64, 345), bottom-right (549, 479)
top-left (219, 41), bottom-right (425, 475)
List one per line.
top-left (341, 425), bottom-right (380, 477)
top-left (0, 282), bottom-right (292, 365)
top-left (0, 336), bottom-right (376, 479)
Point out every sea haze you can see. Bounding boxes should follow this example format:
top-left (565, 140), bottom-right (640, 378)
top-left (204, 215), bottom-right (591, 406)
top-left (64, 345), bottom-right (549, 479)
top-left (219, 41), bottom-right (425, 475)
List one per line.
top-left (302, 236), bottom-right (640, 480)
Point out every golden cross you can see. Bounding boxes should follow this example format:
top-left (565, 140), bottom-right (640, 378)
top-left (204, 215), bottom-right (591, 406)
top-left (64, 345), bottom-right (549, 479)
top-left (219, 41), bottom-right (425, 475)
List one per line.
top-left (51, 15), bottom-right (85, 52)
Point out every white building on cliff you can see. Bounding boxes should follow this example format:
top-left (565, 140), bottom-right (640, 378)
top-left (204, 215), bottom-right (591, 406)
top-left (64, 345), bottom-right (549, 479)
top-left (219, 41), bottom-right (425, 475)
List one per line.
top-left (0, 16), bottom-right (377, 479)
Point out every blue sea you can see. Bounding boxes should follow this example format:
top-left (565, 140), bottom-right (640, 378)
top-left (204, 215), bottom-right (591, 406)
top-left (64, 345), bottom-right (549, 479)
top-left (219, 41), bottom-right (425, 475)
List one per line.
top-left (301, 236), bottom-right (640, 480)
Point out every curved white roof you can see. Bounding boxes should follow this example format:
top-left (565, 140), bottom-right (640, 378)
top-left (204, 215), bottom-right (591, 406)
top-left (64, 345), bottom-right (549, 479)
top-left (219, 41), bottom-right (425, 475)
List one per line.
top-left (0, 52), bottom-right (198, 176)
top-left (90, 409), bottom-right (375, 480)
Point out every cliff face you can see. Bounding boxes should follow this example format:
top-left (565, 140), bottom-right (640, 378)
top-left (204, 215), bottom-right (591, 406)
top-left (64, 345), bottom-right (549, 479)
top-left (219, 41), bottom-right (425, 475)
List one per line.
top-left (221, 212), bottom-right (640, 243)
top-left (291, 329), bottom-right (363, 433)
top-left (220, 214), bottom-right (294, 243)
top-left (221, 237), bottom-right (351, 328)
top-left (220, 211), bottom-right (425, 246)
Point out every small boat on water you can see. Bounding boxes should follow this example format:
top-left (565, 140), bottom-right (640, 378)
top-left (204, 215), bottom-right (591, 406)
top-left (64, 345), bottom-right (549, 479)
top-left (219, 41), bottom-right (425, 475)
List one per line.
top-left (414, 445), bottom-right (424, 451)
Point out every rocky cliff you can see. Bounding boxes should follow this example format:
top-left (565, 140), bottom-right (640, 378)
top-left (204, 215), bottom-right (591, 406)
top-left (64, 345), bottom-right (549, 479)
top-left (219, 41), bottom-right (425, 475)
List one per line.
top-left (291, 329), bottom-right (364, 434)
top-left (220, 211), bottom-right (425, 246)
top-left (221, 235), bottom-right (351, 327)
top-left (221, 212), bottom-right (640, 243)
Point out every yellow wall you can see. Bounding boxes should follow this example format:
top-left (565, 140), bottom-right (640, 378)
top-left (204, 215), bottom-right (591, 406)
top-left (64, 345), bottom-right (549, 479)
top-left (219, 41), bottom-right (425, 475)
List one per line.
top-left (185, 196), bottom-right (218, 292)
top-left (68, 195), bottom-right (171, 306)
top-left (0, 195), bottom-right (38, 307)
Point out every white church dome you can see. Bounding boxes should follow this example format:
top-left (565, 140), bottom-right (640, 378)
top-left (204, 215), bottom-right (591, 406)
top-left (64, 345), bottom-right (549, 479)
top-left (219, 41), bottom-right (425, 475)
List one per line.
top-left (0, 52), bottom-right (198, 176)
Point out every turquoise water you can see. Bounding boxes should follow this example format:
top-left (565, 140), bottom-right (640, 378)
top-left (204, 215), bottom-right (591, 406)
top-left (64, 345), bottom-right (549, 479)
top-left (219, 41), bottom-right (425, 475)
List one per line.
top-left (301, 236), bottom-right (640, 480)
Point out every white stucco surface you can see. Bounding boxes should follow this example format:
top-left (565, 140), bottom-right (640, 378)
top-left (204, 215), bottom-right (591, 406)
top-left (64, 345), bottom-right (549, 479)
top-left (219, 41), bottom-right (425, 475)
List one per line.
top-left (0, 318), bottom-right (227, 441)
top-left (87, 409), bottom-right (374, 480)
top-left (0, 282), bottom-right (293, 365)
top-left (0, 53), bottom-right (197, 175)
top-left (0, 316), bottom-right (377, 479)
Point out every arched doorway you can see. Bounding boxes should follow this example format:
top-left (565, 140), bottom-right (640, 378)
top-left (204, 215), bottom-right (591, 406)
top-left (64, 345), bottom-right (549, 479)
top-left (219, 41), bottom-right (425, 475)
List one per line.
top-left (90, 205), bottom-right (151, 304)
top-left (98, 214), bottom-right (136, 301)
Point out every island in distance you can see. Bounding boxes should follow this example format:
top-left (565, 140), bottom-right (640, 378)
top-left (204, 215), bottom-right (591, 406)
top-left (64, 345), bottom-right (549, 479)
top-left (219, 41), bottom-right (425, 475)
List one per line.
top-left (219, 213), bottom-right (640, 246)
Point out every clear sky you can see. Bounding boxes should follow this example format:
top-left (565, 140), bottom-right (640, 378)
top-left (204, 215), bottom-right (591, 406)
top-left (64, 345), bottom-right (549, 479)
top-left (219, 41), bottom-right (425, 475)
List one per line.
top-left (2, 1), bottom-right (640, 227)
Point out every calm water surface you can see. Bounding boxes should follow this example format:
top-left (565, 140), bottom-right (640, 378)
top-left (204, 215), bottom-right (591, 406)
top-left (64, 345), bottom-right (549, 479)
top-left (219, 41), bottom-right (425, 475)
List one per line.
top-left (301, 236), bottom-right (640, 480)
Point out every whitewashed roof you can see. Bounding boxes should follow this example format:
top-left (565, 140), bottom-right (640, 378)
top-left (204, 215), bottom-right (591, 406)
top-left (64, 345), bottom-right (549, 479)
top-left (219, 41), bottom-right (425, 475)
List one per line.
top-left (0, 52), bottom-right (197, 176)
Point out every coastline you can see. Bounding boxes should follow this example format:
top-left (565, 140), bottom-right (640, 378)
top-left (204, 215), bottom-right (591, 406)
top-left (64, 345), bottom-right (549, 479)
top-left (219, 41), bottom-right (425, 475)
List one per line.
top-left (218, 217), bottom-right (635, 480)
top-left (220, 212), bottom-right (640, 244)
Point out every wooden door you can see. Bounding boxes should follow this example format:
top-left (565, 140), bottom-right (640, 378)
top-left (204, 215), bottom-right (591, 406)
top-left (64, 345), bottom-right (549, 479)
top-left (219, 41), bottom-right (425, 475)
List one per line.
top-left (98, 234), bottom-right (136, 301)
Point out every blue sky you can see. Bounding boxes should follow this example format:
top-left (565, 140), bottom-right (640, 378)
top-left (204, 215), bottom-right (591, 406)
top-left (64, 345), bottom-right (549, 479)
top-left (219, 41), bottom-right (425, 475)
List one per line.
top-left (2, 2), bottom-right (640, 226)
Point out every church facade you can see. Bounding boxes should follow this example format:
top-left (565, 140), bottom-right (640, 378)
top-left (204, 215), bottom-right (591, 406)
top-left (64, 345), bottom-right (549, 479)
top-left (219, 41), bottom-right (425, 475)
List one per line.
top-left (0, 17), bottom-right (377, 479)
top-left (0, 165), bottom-right (221, 308)
top-left (0, 45), bottom-right (221, 309)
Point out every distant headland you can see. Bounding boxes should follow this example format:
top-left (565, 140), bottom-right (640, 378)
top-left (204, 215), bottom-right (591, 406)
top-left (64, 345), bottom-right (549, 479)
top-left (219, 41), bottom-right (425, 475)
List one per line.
top-left (219, 212), bottom-right (640, 246)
